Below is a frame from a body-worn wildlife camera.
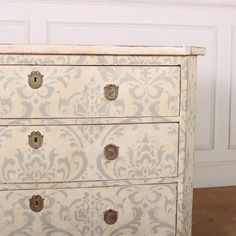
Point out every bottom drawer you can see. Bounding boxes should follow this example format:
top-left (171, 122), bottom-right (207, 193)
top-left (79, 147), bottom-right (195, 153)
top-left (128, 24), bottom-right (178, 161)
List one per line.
top-left (0, 184), bottom-right (177, 236)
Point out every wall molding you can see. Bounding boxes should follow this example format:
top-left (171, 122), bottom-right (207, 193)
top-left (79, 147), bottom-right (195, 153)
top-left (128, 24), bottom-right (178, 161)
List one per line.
top-left (46, 20), bottom-right (217, 151)
top-left (2, 0), bottom-right (236, 7)
top-left (195, 24), bottom-right (217, 151)
top-left (0, 20), bottom-right (30, 43)
top-left (228, 26), bottom-right (236, 150)
top-left (195, 160), bottom-right (236, 167)
top-left (194, 160), bottom-right (236, 187)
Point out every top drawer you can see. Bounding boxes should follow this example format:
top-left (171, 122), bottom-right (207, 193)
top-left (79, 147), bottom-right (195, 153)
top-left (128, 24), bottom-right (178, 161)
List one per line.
top-left (0, 65), bottom-right (180, 118)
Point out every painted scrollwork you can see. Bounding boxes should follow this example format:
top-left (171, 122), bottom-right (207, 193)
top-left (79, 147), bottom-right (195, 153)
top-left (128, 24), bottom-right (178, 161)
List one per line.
top-left (0, 64), bottom-right (180, 118)
top-left (0, 184), bottom-right (176, 236)
top-left (0, 123), bottom-right (178, 183)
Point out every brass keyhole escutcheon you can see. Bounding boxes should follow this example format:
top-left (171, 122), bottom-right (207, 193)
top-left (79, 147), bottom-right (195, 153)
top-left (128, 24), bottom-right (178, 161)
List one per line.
top-left (28, 131), bottom-right (44, 149)
top-left (29, 195), bottom-right (44, 212)
top-left (28, 71), bottom-right (43, 89)
top-left (104, 209), bottom-right (118, 225)
top-left (104, 144), bottom-right (119, 160)
top-left (104, 84), bottom-right (119, 101)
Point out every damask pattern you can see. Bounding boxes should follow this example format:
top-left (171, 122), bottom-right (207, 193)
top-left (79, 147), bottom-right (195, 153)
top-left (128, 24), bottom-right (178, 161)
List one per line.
top-left (0, 123), bottom-right (178, 183)
top-left (182, 57), bottom-right (197, 236)
top-left (0, 184), bottom-right (177, 236)
top-left (0, 65), bottom-right (180, 118)
top-left (0, 51), bottom-right (202, 236)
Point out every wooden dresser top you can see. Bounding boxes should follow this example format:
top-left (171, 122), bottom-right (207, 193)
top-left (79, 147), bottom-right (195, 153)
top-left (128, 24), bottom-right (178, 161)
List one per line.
top-left (0, 44), bottom-right (206, 56)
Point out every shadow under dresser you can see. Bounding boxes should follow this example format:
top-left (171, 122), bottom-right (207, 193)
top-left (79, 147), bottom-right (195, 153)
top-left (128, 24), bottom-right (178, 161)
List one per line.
top-left (0, 45), bottom-right (205, 236)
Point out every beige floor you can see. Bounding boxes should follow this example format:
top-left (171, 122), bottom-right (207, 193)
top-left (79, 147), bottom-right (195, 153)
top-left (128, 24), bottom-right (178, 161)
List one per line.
top-left (192, 186), bottom-right (236, 236)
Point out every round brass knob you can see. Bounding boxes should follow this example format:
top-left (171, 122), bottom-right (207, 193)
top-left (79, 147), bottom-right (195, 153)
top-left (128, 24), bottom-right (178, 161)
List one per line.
top-left (29, 195), bottom-right (44, 212)
top-left (104, 209), bottom-right (118, 225)
top-left (104, 144), bottom-right (119, 160)
top-left (104, 84), bottom-right (119, 101)
top-left (28, 131), bottom-right (44, 149)
top-left (28, 71), bottom-right (43, 89)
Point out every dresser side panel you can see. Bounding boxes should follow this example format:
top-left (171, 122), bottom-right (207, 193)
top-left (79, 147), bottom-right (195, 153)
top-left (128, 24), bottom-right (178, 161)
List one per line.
top-left (173, 56), bottom-right (188, 236)
top-left (183, 56), bottom-right (197, 236)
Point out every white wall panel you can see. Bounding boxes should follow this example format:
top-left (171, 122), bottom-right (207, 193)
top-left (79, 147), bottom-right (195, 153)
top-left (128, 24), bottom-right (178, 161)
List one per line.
top-left (0, 21), bottom-right (29, 43)
top-left (0, 1), bottom-right (235, 187)
top-left (229, 27), bottom-right (236, 150)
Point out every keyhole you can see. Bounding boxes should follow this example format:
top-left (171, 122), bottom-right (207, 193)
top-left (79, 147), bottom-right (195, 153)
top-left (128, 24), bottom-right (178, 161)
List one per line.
top-left (34, 77), bottom-right (37, 83)
top-left (34, 137), bottom-right (38, 143)
top-left (35, 200), bottom-right (38, 207)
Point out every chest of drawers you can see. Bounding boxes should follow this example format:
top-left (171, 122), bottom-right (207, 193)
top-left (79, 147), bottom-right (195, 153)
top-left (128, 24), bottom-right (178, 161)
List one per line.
top-left (0, 45), bottom-right (205, 236)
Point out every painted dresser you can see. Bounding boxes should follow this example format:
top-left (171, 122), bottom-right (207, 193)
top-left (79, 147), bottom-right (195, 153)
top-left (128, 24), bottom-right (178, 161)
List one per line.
top-left (0, 45), bottom-right (205, 236)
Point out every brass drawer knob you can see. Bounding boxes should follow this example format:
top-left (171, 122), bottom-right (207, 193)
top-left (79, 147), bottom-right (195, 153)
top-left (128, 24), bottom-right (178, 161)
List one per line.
top-left (29, 195), bottom-right (44, 212)
top-left (28, 131), bottom-right (44, 149)
top-left (28, 71), bottom-right (43, 89)
top-left (104, 209), bottom-right (118, 225)
top-left (104, 84), bottom-right (119, 101)
top-left (104, 144), bottom-right (119, 160)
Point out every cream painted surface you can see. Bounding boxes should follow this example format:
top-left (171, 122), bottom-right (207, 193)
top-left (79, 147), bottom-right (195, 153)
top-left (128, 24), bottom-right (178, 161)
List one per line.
top-left (0, 184), bottom-right (177, 236)
top-left (0, 47), bottom-right (200, 236)
top-left (0, 65), bottom-right (180, 118)
top-left (0, 44), bottom-right (205, 55)
top-left (0, 0), bottom-right (234, 187)
top-left (0, 123), bottom-right (179, 183)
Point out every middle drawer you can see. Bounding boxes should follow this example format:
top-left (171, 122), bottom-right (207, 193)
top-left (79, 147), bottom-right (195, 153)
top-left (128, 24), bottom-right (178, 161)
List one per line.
top-left (0, 122), bottom-right (179, 183)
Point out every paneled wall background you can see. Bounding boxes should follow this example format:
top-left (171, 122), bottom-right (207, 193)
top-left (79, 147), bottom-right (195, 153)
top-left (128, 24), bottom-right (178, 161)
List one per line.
top-left (0, 0), bottom-right (236, 187)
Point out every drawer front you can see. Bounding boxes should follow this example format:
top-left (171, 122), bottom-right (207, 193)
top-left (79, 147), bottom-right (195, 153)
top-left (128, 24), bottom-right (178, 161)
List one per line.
top-left (0, 65), bottom-right (180, 118)
top-left (0, 184), bottom-right (177, 236)
top-left (0, 123), bottom-right (178, 183)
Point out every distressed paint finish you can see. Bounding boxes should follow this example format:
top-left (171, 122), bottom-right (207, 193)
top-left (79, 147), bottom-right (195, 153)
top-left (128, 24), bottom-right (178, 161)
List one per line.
top-left (0, 46), bottom-right (204, 236)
